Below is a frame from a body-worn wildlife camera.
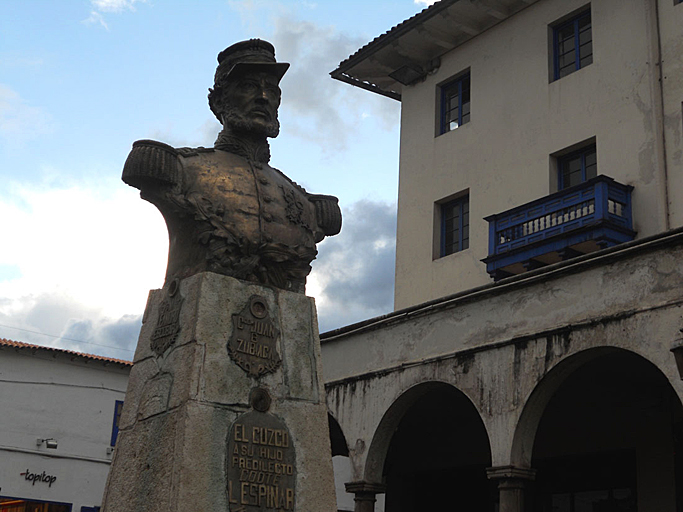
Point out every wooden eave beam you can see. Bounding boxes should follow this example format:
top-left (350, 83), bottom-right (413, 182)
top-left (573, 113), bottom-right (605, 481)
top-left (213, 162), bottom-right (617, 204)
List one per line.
top-left (390, 39), bottom-right (429, 65)
top-left (438, 9), bottom-right (480, 36)
top-left (416, 24), bottom-right (460, 49)
top-left (470, 0), bottom-right (510, 20)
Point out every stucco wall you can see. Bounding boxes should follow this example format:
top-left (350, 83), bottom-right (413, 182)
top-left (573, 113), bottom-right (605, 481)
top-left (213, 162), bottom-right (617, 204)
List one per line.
top-left (394, 0), bottom-right (678, 309)
top-left (659, 0), bottom-right (683, 227)
top-left (0, 348), bottom-right (129, 509)
top-left (323, 231), bottom-right (683, 484)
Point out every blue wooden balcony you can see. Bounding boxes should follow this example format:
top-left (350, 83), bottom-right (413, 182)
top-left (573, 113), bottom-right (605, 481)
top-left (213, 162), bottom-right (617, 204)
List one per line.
top-left (483, 176), bottom-right (636, 280)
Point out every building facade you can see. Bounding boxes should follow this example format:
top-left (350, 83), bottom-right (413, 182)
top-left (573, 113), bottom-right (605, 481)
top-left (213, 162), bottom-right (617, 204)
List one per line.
top-left (334, 0), bottom-right (683, 310)
top-left (0, 340), bottom-right (130, 512)
top-left (325, 0), bottom-right (683, 511)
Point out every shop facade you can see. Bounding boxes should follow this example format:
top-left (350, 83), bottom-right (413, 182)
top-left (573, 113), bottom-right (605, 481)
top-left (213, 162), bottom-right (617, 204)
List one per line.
top-left (0, 340), bottom-right (130, 512)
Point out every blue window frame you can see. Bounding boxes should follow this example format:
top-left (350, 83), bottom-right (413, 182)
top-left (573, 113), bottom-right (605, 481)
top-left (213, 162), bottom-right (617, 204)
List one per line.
top-left (441, 196), bottom-right (469, 256)
top-left (553, 10), bottom-right (592, 80)
top-left (110, 400), bottom-right (124, 447)
top-left (558, 145), bottom-right (597, 190)
top-left (440, 73), bottom-right (470, 134)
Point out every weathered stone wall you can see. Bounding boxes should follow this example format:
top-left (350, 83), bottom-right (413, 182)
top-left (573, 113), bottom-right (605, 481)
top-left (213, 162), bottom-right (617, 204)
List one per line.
top-left (103, 272), bottom-right (336, 512)
top-left (323, 230), bottom-right (683, 487)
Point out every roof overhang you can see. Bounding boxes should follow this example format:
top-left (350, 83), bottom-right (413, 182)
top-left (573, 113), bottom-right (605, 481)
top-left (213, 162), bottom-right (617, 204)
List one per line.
top-left (331, 0), bottom-right (539, 101)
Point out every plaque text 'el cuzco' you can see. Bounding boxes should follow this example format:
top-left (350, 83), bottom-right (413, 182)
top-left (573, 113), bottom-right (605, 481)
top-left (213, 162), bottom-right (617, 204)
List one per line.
top-left (227, 411), bottom-right (296, 511)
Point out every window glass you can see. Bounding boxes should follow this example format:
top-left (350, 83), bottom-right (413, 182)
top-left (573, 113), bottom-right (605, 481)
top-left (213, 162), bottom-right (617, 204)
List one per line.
top-left (0, 498), bottom-right (71, 512)
top-left (559, 145), bottom-right (597, 190)
top-left (441, 196), bottom-right (469, 256)
top-left (440, 74), bottom-right (470, 134)
top-left (553, 10), bottom-right (592, 80)
top-left (111, 400), bottom-right (124, 447)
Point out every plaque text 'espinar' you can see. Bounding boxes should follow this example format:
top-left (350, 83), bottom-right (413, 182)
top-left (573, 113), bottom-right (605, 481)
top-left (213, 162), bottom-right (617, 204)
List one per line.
top-left (227, 411), bottom-right (296, 511)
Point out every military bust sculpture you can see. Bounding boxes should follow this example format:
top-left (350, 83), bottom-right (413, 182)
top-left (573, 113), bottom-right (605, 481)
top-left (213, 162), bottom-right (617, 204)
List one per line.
top-left (122, 39), bottom-right (341, 293)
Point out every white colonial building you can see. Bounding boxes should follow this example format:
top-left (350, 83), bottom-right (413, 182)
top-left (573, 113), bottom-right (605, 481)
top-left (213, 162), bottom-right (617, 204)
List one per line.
top-left (0, 339), bottom-right (130, 512)
top-left (323, 0), bottom-right (683, 511)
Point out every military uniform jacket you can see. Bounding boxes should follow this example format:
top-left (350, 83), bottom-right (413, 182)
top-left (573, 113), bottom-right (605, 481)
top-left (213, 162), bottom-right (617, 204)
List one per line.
top-left (122, 139), bottom-right (341, 293)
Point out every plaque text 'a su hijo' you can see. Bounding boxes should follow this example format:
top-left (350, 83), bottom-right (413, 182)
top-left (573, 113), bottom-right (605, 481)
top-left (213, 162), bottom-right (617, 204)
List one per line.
top-left (227, 410), bottom-right (296, 511)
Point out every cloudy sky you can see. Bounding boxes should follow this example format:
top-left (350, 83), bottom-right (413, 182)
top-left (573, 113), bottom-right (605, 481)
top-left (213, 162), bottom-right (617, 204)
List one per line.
top-left (0, 0), bottom-right (436, 360)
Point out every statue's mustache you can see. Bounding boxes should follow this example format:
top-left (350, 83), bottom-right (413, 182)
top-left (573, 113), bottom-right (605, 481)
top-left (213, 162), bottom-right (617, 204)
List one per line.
top-left (223, 109), bottom-right (280, 138)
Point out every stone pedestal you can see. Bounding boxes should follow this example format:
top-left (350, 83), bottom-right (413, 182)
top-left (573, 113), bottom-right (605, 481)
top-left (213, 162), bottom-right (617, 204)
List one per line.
top-left (487, 466), bottom-right (536, 512)
top-left (101, 272), bottom-right (337, 512)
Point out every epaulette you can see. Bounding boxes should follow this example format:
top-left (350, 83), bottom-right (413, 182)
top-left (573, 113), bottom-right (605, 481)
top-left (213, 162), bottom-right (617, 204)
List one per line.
top-left (122, 139), bottom-right (181, 190)
top-left (308, 194), bottom-right (342, 236)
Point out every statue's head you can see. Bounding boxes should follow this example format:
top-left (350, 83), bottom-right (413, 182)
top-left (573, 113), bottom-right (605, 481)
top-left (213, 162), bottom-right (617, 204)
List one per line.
top-left (209, 39), bottom-right (289, 138)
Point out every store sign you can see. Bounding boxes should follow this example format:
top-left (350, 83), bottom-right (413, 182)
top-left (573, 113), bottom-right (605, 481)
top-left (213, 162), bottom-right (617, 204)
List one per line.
top-left (20, 469), bottom-right (57, 487)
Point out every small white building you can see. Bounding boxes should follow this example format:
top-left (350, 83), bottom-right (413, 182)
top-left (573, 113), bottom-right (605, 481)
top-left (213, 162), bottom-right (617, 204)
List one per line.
top-left (0, 339), bottom-right (130, 512)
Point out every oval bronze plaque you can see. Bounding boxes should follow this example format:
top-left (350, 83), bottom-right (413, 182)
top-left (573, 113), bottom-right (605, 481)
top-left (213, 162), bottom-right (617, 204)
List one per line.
top-left (228, 295), bottom-right (282, 377)
top-left (227, 411), bottom-right (296, 511)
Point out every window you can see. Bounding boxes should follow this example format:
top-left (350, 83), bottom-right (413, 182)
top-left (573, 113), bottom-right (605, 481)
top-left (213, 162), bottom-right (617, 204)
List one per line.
top-left (553, 10), bottom-right (592, 80)
top-left (0, 497), bottom-right (72, 512)
top-left (558, 145), bottom-right (597, 190)
top-left (440, 196), bottom-right (469, 256)
top-left (110, 400), bottom-right (124, 447)
top-left (440, 73), bottom-right (470, 134)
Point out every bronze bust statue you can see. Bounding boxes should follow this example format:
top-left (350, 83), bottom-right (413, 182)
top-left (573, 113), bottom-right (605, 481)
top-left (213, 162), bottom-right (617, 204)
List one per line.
top-left (122, 39), bottom-right (342, 293)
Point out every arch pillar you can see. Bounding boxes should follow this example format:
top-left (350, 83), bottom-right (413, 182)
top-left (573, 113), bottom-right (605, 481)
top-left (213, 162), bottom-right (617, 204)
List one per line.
top-left (345, 482), bottom-right (386, 512)
top-left (486, 466), bottom-right (536, 512)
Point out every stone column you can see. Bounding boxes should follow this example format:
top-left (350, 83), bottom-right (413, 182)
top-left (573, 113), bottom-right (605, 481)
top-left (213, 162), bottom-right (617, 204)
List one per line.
top-left (101, 272), bottom-right (337, 512)
top-left (487, 466), bottom-right (536, 512)
top-left (345, 482), bottom-right (386, 512)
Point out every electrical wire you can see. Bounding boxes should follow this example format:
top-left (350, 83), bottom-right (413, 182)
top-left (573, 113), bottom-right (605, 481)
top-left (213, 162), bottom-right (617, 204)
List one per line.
top-left (0, 322), bottom-right (135, 354)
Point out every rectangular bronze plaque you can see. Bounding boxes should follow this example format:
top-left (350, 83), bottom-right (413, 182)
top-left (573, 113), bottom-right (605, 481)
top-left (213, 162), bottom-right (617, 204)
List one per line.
top-left (227, 411), bottom-right (296, 511)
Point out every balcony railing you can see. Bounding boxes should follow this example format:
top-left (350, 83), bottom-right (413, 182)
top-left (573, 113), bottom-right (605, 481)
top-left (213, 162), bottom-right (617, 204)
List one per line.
top-left (483, 176), bottom-right (636, 280)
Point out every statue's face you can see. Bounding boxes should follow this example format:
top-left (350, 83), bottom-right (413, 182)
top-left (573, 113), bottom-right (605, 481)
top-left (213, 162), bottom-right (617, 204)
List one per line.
top-left (221, 72), bottom-right (281, 138)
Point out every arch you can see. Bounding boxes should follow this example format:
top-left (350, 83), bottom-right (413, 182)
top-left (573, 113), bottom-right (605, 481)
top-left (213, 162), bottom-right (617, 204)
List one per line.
top-left (367, 380), bottom-right (495, 511)
top-left (511, 345), bottom-right (683, 467)
top-left (328, 411), bottom-right (349, 457)
top-left (364, 380), bottom-right (492, 483)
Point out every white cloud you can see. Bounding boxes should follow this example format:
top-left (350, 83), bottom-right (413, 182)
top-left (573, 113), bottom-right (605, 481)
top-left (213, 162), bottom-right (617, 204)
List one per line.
top-left (92, 0), bottom-right (143, 13)
top-left (0, 179), bottom-right (168, 356)
top-left (83, 0), bottom-right (146, 29)
top-left (0, 84), bottom-right (54, 145)
top-left (309, 200), bottom-right (396, 332)
top-left (272, 16), bottom-right (400, 151)
top-left (415, 0), bottom-right (438, 6)
top-left (0, 180), bottom-right (396, 354)
top-left (83, 11), bottom-right (109, 30)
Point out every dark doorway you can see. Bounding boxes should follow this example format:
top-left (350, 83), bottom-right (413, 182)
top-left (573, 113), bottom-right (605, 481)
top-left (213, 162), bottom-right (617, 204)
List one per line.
top-left (532, 350), bottom-right (683, 512)
top-left (383, 383), bottom-right (495, 512)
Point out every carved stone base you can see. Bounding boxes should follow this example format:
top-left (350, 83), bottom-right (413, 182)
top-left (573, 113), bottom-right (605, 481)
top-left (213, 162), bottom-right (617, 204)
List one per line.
top-left (101, 272), bottom-right (337, 512)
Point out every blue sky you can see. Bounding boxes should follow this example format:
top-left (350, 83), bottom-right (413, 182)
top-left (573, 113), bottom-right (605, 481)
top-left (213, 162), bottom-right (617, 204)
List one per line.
top-left (0, 0), bottom-right (432, 359)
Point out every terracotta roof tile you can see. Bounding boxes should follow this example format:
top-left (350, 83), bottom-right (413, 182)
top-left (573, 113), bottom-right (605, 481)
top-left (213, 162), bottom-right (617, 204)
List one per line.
top-left (0, 338), bottom-right (133, 366)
